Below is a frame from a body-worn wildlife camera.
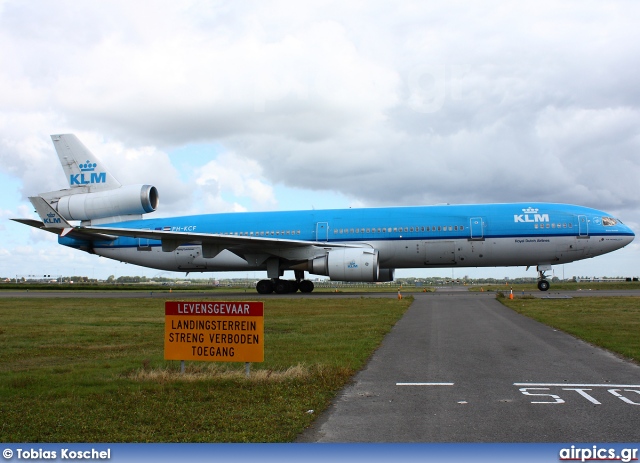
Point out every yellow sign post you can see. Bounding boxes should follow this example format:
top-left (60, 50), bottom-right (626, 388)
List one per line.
top-left (164, 301), bottom-right (264, 363)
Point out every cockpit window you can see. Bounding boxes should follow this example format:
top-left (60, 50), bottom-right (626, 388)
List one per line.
top-left (602, 217), bottom-right (617, 226)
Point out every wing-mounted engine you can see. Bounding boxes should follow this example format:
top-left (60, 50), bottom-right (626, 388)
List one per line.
top-left (309, 248), bottom-right (384, 282)
top-left (377, 268), bottom-right (395, 282)
top-left (43, 184), bottom-right (159, 224)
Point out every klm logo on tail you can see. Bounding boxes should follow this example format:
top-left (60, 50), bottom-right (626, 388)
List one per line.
top-left (514, 207), bottom-right (550, 223)
top-left (70, 160), bottom-right (107, 185)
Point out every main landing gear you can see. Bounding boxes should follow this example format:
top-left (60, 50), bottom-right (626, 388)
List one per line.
top-left (256, 278), bottom-right (315, 294)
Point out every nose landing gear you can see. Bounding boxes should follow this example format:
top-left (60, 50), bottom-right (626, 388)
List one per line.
top-left (537, 279), bottom-right (550, 291)
top-left (537, 265), bottom-right (551, 291)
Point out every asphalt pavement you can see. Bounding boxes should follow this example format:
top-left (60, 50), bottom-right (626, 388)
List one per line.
top-left (297, 290), bottom-right (640, 442)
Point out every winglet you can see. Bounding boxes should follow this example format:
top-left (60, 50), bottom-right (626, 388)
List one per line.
top-left (28, 196), bottom-right (73, 229)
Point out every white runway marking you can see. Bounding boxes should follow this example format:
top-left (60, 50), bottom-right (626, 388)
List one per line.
top-left (514, 383), bottom-right (640, 388)
top-left (396, 382), bottom-right (455, 386)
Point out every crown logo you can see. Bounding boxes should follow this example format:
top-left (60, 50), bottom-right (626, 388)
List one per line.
top-left (522, 207), bottom-right (539, 214)
top-left (79, 160), bottom-right (97, 172)
top-left (47, 212), bottom-right (55, 217)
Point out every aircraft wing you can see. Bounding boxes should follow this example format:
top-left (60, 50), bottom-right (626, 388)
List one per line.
top-left (75, 224), bottom-right (361, 261)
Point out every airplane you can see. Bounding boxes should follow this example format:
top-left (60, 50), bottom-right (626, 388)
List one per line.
top-left (12, 134), bottom-right (635, 294)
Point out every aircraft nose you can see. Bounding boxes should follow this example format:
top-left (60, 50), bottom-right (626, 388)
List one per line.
top-left (622, 226), bottom-right (635, 245)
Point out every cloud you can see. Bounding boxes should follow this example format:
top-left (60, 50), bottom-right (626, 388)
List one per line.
top-left (195, 151), bottom-right (276, 212)
top-left (0, 1), bottom-right (399, 146)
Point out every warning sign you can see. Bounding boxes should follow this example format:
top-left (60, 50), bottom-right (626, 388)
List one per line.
top-left (164, 301), bottom-right (264, 362)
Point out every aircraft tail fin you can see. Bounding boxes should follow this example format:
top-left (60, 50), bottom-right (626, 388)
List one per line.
top-left (51, 134), bottom-right (121, 191)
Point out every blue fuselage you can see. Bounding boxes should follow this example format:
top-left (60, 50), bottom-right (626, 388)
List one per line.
top-left (60, 202), bottom-right (635, 274)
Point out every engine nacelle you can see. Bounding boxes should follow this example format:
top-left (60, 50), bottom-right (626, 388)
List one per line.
top-left (310, 248), bottom-right (380, 282)
top-left (54, 184), bottom-right (158, 221)
top-left (378, 268), bottom-right (395, 282)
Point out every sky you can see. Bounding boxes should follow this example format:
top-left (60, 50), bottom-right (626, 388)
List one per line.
top-left (0, 0), bottom-right (638, 281)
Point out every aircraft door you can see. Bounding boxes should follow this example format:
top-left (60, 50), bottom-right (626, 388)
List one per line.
top-left (470, 217), bottom-right (484, 240)
top-left (578, 215), bottom-right (589, 237)
top-left (316, 222), bottom-right (329, 242)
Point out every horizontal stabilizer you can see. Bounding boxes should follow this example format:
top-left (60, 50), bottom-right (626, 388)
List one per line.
top-left (28, 196), bottom-right (72, 229)
top-left (10, 217), bottom-right (117, 242)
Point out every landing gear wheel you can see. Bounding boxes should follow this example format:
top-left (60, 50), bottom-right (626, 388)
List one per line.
top-left (299, 280), bottom-right (314, 293)
top-left (274, 279), bottom-right (301, 294)
top-left (537, 279), bottom-right (550, 292)
top-left (256, 279), bottom-right (274, 294)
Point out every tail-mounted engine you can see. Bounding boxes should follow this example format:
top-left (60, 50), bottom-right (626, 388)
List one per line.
top-left (48, 184), bottom-right (158, 223)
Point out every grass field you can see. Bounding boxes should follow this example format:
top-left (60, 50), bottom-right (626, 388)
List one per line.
top-left (500, 296), bottom-right (640, 363)
top-left (0, 297), bottom-right (411, 442)
top-left (471, 281), bottom-right (640, 292)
